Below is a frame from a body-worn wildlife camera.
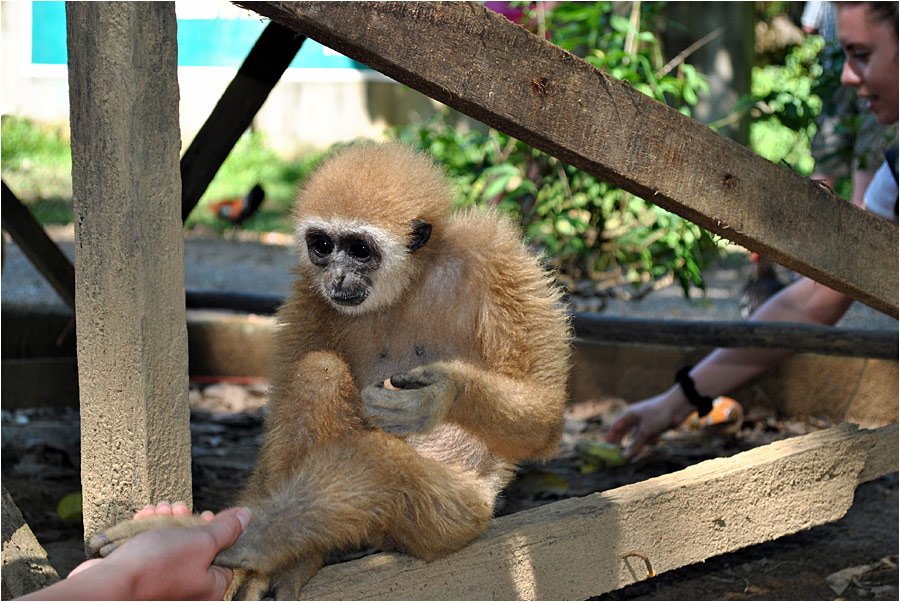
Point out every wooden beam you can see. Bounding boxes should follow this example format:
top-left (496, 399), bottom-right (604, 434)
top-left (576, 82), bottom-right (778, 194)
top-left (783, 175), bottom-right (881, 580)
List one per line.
top-left (572, 313), bottom-right (899, 359)
top-left (1, 181), bottom-right (75, 310)
top-left (181, 22), bottom-right (305, 221)
top-left (66, 2), bottom-right (192, 541)
top-left (299, 423), bottom-right (897, 600)
top-left (235, 1), bottom-right (898, 318)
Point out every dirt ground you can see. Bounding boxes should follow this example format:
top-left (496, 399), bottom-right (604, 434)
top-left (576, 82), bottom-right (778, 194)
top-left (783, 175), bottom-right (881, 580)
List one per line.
top-left (1, 230), bottom-right (898, 600)
top-left (2, 388), bottom-right (897, 600)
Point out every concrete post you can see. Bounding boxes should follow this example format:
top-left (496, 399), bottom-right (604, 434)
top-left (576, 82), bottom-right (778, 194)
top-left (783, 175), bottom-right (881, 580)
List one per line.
top-left (65, 1), bottom-right (192, 544)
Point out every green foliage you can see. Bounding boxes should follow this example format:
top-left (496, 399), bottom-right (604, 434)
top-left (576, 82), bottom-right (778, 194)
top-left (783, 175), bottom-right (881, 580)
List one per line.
top-left (741, 35), bottom-right (824, 175)
top-left (545, 1), bottom-right (709, 114)
top-left (1, 114), bottom-right (71, 168)
top-left (392, 1), bottom-right (720, 298)
top-left (1, 115), bottom-right (73, 212)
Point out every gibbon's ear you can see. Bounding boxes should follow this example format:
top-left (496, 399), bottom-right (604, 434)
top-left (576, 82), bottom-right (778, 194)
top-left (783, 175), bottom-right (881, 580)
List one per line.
top-left (408, 219), bottom-right (432, 252)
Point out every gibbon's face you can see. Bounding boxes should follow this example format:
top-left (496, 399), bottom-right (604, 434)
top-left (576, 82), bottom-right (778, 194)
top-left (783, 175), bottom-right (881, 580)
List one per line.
top-left (297, 216), bottom-right (431, 315)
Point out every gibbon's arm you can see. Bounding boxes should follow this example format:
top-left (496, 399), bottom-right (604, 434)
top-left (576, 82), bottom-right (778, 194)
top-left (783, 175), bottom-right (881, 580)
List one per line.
top-left (362, 360), bottom-right (564, 462)
top-left (445, 360), bottom-right (565, 461)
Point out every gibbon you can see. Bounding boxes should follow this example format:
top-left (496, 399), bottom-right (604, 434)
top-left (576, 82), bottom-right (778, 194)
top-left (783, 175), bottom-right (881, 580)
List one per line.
top-left (91, 143), bottom-right (572, 600)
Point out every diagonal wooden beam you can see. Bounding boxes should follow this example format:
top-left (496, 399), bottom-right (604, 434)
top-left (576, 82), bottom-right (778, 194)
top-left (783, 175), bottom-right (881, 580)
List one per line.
top-left (235, 1), bottom-right (898, 317)
top-left (181, 22), bottom-right (305, 221)
top-left (1, 181), bottom-right (75, 310)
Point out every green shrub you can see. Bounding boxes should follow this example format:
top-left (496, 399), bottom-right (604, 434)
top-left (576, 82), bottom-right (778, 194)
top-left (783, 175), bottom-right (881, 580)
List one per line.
top-left (392, 1), bottom-right (721, 298)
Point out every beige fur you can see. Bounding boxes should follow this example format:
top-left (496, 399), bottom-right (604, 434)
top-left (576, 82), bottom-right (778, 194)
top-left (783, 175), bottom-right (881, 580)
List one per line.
top-left (90, 143), bottom-right (572, 600)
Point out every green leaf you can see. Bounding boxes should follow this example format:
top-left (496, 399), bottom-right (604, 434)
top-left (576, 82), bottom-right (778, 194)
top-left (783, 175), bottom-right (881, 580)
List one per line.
top-left (57, 492), bottom-right (83, 520)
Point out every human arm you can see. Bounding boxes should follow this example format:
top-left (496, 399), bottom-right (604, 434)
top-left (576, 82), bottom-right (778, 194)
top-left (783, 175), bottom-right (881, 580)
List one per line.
top-left (17, 505), bottom-right (250, 601)
top-left (607, 276), bottom-right (853, 457)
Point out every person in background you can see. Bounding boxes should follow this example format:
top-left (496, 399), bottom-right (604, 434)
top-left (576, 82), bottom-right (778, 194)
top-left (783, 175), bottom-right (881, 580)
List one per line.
top-left (607, 1), bottom-right (898, 459)
top-left (802, 0), bottom-right (896, 208)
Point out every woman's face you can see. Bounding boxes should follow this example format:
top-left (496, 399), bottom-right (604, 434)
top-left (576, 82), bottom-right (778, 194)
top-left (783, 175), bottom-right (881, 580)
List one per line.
top-left (838, 3), bottom-right (899, 124)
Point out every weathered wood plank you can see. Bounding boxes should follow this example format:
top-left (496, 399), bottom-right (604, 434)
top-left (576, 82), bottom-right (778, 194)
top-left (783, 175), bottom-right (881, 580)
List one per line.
top-left (1, 181), bottom-right (76, 310)
top-left (66, 2), bottom-right (192, 542)
top-left (573, 313), bottom-right (899, 359)
top-left (300, 423), bottom-right (897, 600)
top-left (236, 1), bottom-right (898, 317)
top-left (181, 22), bottom-right (305, 220)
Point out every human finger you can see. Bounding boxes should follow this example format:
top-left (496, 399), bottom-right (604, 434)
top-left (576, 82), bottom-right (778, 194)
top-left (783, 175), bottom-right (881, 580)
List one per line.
top-left (155, 501), bottom-right (173, 516)
top-left (202, 507), bottom-right (251, 552)
top-left (208, 565), bottom-right (235, 599)
top-left (623, 427), bottom-right (653, 459)
top-left (605, 412), bottom-right (636, 445)
top-left (171, 501), bottom-right (191, 516)
top-left (133, 505), bottom-right (157, 520)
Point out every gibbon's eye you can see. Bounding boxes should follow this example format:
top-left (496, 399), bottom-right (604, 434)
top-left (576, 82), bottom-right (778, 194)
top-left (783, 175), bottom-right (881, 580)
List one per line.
top-left (309, 235), bottom-right (334, 257)
top-left (347, 239), bottom-right (373, 261)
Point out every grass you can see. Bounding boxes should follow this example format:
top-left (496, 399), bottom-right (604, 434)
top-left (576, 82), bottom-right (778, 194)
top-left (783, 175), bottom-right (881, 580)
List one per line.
top-left (2, 79), bottom-right (824, 233)
top-left (0, 115), bottom-right (329, 233)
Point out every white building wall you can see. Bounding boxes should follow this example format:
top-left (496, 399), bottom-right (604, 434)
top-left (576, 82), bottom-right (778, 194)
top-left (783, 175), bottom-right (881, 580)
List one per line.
top-left (1, 0), bottom-right (456, 155)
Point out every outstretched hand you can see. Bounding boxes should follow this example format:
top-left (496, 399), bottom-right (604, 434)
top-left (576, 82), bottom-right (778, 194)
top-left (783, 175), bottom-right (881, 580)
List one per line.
top-left (606, 393), bottom-right (694, 458)
top-left (18, 502), bottom-right (250, 601)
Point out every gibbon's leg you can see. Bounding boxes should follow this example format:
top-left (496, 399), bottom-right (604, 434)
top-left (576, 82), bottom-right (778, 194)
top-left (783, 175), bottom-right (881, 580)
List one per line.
top-left (93, 351), bottom-right (495, 598)
top-left (241, 350), bottom-right (369, 493)
top-left (214, 431), bottom-right (495, 574)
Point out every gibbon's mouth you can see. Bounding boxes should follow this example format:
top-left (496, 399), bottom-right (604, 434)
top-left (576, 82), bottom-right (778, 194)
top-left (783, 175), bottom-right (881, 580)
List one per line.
top-left (329, 290), bottom-right (368, 306)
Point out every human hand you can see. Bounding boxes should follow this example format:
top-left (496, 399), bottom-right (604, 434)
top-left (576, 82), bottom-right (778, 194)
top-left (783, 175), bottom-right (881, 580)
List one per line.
top-left (56, 502), bottom-right (249, 601)
top-left (605, 392), bottom-right (694, 458)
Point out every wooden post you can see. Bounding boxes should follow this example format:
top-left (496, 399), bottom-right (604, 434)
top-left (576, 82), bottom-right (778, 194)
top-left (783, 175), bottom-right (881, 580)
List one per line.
top-left (65, 2), bottom-right (192, 543)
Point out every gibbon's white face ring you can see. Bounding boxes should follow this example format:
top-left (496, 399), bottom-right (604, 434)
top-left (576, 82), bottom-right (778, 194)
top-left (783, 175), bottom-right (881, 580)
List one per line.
top-left (296, 216), bottom-right (412, 315)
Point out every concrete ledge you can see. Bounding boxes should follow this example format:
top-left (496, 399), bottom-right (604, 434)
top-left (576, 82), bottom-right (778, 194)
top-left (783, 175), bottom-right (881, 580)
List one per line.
top-left (299, 423), bottom-right (898, 600)
top-left (1, 485), bottom-right (60, 599)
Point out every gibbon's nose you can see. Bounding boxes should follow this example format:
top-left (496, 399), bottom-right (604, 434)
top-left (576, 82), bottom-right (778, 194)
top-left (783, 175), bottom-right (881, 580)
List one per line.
top-left (328, 264), bottom-right (346, 287)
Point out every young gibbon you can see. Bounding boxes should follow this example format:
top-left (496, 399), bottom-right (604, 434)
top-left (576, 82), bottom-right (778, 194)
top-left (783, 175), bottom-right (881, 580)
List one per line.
top-left (91, 143), bottom-right (572, 600)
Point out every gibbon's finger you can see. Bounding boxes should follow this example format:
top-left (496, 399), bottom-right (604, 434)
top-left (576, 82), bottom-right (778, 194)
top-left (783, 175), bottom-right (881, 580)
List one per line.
top-left (388, 372), bottom-right (429, 390)
top-left (389, 364), bottom-right (451, 389)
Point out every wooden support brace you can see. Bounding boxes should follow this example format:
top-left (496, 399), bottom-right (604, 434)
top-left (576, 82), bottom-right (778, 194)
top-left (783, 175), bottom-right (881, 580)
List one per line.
top-left (66, 1), bottom-right (192, 541)
top-left (299, 423), bottom-right (897, 600)
top-left (573, 313), bottom-right (899, 359)
top-left (1, 181), bottom-right (76, 310)
top-left (181, 22), bottom-right (305, 221)
top-left (236, 1), bottom-right (898, 317)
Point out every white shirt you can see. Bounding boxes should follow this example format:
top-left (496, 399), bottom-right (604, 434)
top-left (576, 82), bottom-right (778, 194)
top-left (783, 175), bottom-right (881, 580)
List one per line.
top-left (864, 159), bottom-right (898, 221)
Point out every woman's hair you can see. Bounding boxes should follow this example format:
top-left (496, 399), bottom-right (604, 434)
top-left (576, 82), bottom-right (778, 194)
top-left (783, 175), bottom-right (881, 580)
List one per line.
top-left (865, 2), bottom-right (898, 35)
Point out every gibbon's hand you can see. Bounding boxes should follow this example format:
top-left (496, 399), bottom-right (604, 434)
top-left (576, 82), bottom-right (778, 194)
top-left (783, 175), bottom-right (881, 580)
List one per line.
top-left (361, 364), bottom-right (461, 435)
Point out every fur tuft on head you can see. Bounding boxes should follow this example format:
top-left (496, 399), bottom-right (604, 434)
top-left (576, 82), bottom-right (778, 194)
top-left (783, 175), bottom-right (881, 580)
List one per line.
top-left (294, 143), bottom-right (451, 247)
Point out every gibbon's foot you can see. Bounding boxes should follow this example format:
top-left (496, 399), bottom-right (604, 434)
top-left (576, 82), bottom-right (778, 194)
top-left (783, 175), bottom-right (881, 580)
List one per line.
top-left (361, 363), bottom-right (460, 435)
top-left (224, 569), bottom-right (270, 601)
top-left (89, 515), bottom-right (209, 557)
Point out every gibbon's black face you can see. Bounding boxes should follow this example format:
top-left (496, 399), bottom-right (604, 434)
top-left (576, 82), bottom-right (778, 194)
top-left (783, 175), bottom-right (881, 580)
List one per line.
top-left (298, 217), bottom-right (433, 314)
top-left (305, 229), bottom-right (382, 307)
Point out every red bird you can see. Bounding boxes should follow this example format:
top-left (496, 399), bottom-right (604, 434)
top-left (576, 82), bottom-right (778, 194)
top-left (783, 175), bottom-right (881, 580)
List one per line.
top-left (209, 184), bottom-right (265, 227)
